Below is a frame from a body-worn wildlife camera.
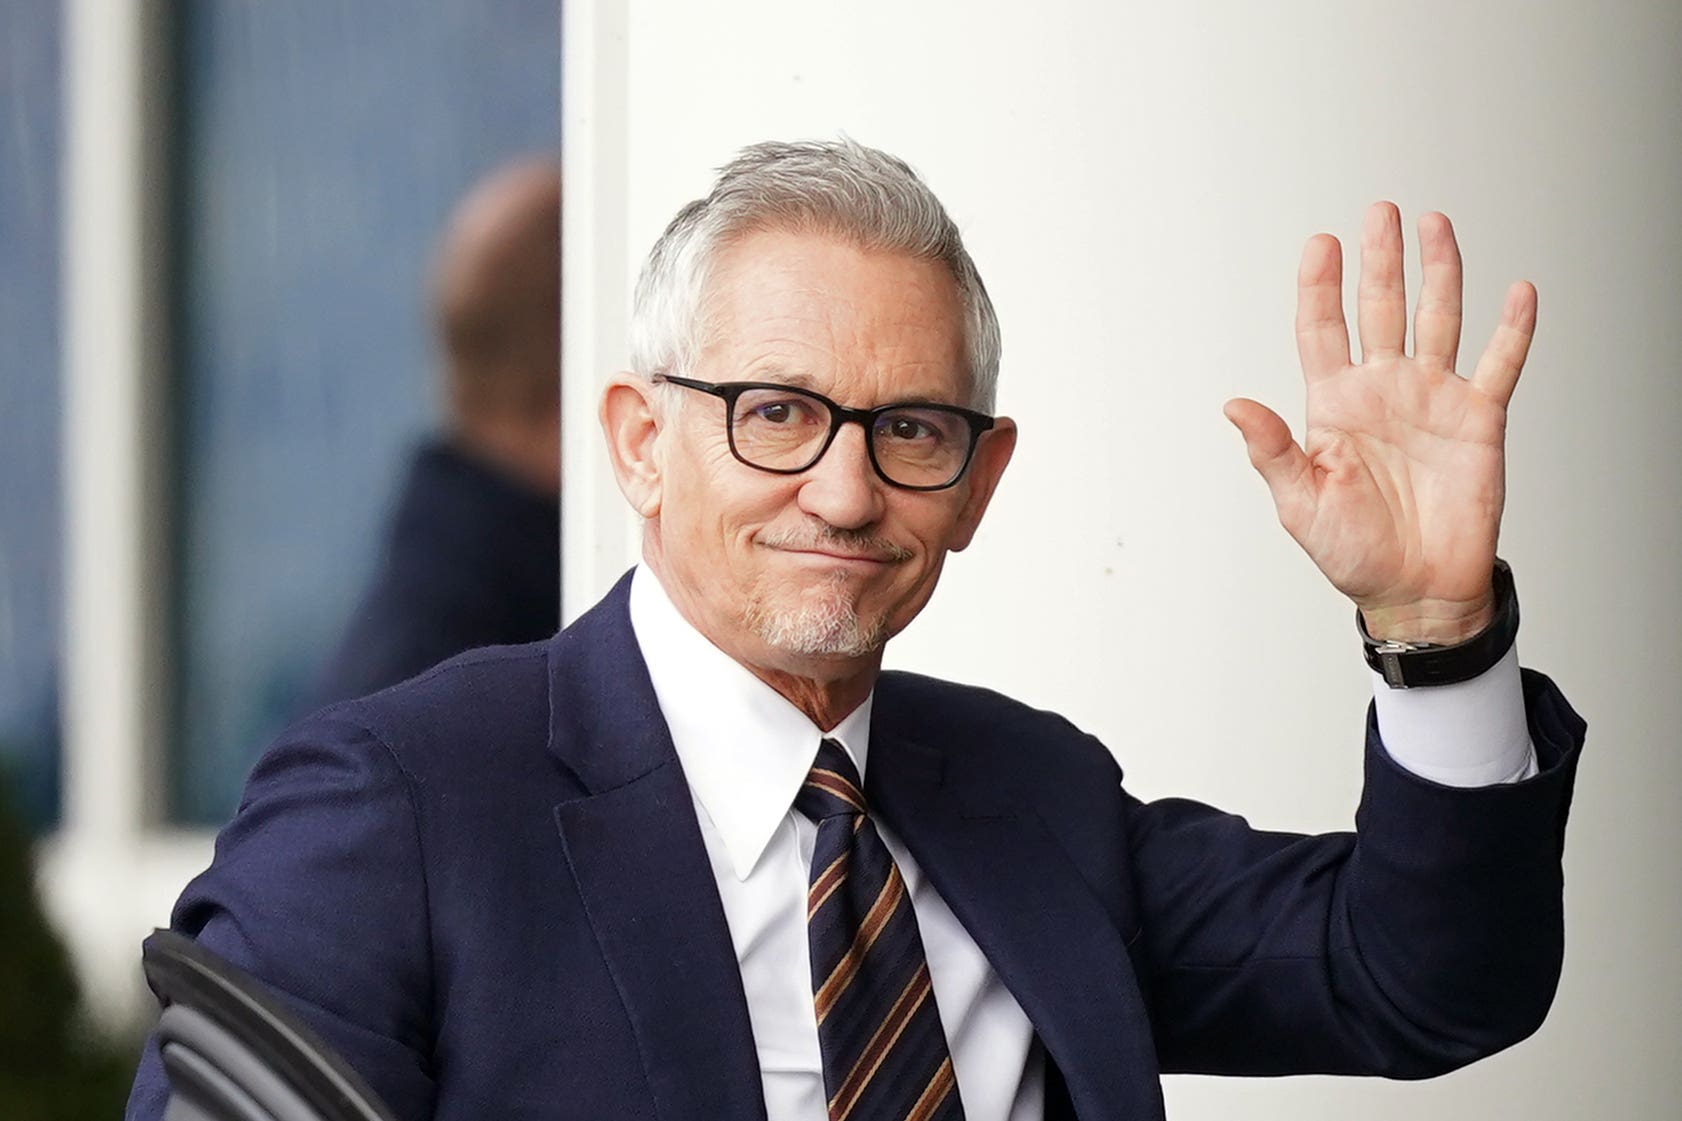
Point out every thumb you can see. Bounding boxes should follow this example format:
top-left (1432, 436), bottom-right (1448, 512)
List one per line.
top-left (1223, 398), bottom-right (1314, 534)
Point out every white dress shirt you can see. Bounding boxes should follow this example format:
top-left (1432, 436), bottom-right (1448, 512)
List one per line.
top-left (627, 565), bottom-right (1535, 1119)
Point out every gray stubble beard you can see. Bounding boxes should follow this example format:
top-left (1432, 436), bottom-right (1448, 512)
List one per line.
top-left (742, 570), bottom-right (890, 658)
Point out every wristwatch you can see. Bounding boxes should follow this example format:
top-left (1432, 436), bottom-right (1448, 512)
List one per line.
top-left (1358, 559), bottom-right (1518, 689)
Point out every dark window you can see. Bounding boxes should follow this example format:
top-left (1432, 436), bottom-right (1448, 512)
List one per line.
top-left (170, 1), bottom-right (561, 823)
top-left (0, 0), bottom-right (64, 833)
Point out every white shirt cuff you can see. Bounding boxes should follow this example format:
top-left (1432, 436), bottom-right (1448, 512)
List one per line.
top-left (1371, 644), bottom-right (1538, 787)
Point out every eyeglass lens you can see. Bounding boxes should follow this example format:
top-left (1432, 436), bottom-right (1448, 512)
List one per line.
top-left (729, 386), bottom-right (974, 487)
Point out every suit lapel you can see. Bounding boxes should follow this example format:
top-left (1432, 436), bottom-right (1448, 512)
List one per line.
top-left (546, 576), bottom-right (768, 1121)
top-left (543, 577), bottom-right (1166, 1120)
top-left (868, 720), bottom-right (1166, 1121)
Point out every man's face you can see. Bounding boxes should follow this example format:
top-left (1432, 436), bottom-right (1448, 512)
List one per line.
top-left (644, 227), bottom-right (1013, 679)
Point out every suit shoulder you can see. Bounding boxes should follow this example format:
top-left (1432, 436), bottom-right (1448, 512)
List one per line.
top-left (301, 640), bottom-right (554, 781)
top-left (876, 667), bottom-right (1087, 733)
top-left (876, 669), bottom-right (1120, 782)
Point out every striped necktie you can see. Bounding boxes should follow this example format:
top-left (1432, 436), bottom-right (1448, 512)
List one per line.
top-left (795, 738), bottom-right (965, 1121)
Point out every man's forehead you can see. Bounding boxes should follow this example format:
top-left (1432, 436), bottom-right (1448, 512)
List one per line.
top-left (697, 228), bottom-right (971, 400)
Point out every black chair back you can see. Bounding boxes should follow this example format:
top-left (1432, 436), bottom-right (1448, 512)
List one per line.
top-left (143, 930), bottom-right (401, 1121)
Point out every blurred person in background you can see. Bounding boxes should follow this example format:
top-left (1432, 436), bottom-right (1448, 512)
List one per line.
top-left (301, 158), bottom-right (562, 710)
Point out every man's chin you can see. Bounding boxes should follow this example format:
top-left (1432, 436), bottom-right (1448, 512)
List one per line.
top-left (744, 587), bottom-right (888, 660)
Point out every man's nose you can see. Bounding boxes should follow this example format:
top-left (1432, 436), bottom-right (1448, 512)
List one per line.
top-left (795, 421), bottom-right (886, 530)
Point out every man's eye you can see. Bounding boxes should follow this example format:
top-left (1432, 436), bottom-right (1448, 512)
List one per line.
top-left (748, 398), bottom-right (817, 424)
top-left (879, 415), bottom-right (939, 442)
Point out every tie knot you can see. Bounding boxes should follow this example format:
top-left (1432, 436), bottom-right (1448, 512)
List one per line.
top-left (794, 738), bottom-right (867, 822)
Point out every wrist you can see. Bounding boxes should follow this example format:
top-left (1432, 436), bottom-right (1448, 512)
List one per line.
top-left (1358, 561), bottom-right (1519, 689)
top-left (1358, 594), bottom-right (1496, 645)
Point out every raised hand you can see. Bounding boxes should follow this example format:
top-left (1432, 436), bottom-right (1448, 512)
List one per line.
top-left (1224, 203), bottom-right (1537, 644)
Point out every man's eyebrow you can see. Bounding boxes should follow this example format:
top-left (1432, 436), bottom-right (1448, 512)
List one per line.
top-left (742, 365), bottom-right (820, 390)
top-left (738, 364), bottom-right (970, 409)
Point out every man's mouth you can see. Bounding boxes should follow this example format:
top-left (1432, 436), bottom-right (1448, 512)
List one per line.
top-left (757, 528), bottom-right (913, 565)
top-left (781, 547), bottom-right (896, 565)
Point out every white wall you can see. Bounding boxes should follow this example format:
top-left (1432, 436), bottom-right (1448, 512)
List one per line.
top-left (562, 1), bottom-right (1682, 1117)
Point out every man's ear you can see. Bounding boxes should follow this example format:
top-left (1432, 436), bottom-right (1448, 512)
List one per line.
top-left (599, 375), bottom-right (664, 518)
top-left (949, 416), bottom-right (1016, 552)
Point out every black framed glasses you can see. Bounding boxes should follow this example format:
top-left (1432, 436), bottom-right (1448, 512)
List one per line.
top-left (654, 374), bottom-right (996, 492)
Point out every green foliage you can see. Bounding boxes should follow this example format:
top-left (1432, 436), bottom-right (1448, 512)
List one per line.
top-left (0, 1046), bottom-right (139, 1121)
top-left (0, 779), bottom-right (138, 1119)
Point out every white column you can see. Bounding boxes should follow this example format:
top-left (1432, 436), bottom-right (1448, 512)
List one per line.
top-left (563, 1), bottom-right (1682, 1117)
top-left (45, 0), bottom-right (177, 1030)
top-left (560, 0), bottom-right (642, 622)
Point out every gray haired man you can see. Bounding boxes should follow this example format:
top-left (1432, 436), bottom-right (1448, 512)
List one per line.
top-left (128, 139), bottom-right (1583, 1121)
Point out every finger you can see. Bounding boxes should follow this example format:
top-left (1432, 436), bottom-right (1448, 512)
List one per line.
top-left (1223, 398), bottom-right (1315, 537)
top-left (1295, 233), bottom-right (1351, 380)
top-left (1357, 201), bottom-right (1407, 361)
top-left (1413, 212), bottom-right (1463, 369)
top-left (1469, 280), bottom-right (1538, 407)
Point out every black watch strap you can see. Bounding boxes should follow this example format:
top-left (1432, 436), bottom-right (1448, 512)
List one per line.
top-left (1358, 559), bottom-right (1519, 689)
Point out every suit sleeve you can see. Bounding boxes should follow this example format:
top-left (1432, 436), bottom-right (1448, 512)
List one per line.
top-left (1127, 668), bottom-right (1585, 1078)
top-left (125, 714), bottom-right (439, 1121)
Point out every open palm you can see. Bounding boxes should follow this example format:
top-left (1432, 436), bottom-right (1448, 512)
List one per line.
top-left (1226, 203), bottom-right (1537, 643)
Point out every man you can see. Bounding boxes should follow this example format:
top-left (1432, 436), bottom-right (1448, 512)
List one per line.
top-left (302, 159), bottom-right (562, 710)
top-left (128, 140), bottom-right (1583, 1121)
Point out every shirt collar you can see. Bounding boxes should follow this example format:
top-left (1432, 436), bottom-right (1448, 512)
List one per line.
top-left (628, 565), bottom-right (874, 881)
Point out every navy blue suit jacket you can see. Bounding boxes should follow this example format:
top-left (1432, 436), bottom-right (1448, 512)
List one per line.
top-left (127, 573), bottom-right (1585, 1121)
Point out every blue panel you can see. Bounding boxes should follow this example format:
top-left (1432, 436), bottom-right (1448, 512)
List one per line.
top-left (172, 0), bottom-right (560, 822)
top-left (0, 0), bottom-right (63, 832)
